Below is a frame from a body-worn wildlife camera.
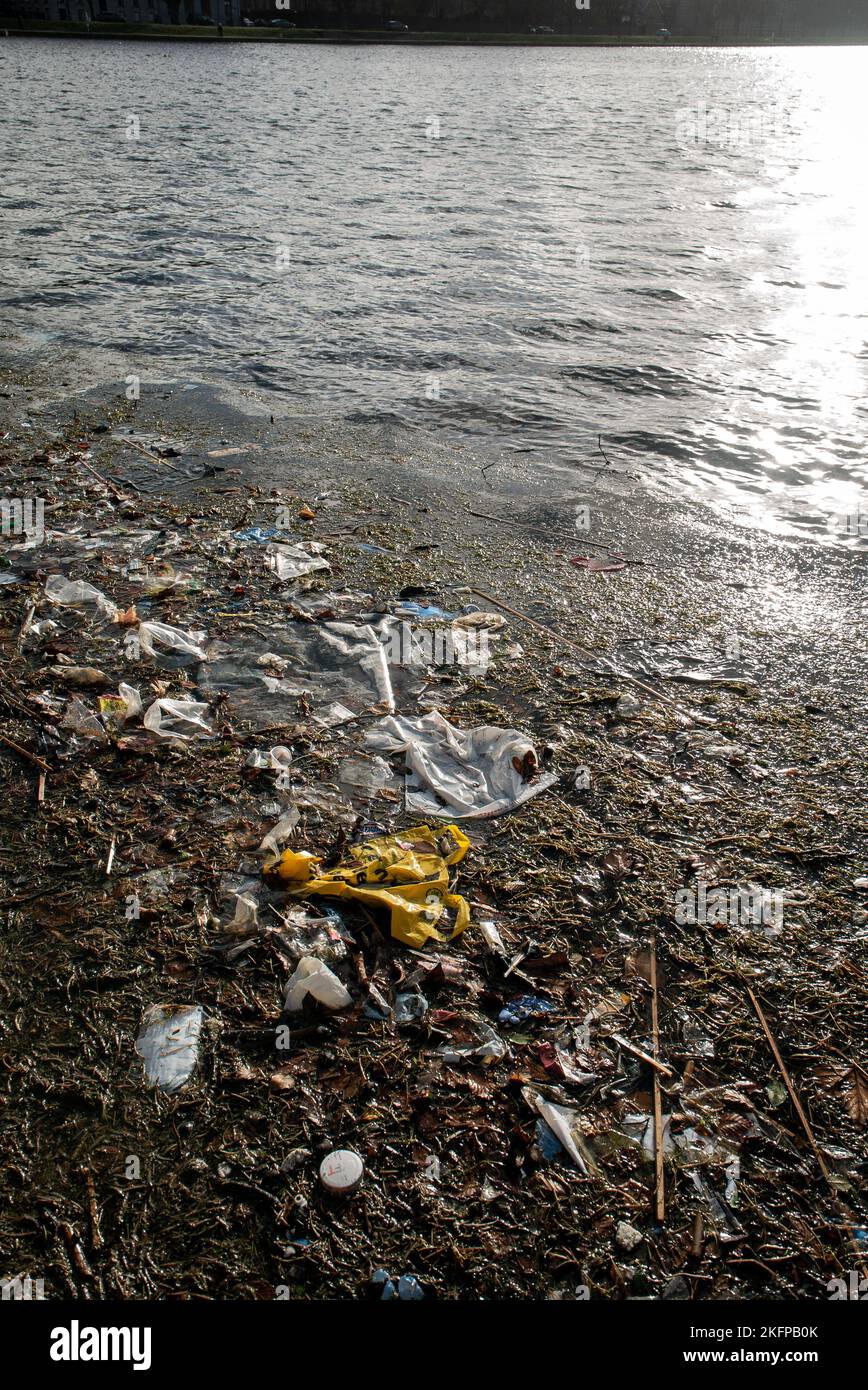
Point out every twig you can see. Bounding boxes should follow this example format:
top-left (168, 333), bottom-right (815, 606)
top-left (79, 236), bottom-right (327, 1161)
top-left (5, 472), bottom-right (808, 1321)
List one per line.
top-left (466, 507), bottom-right (626, 555)
top-left (466, 587), bottom-right (697, 719)
top-left (0, 732), bottom-right (50, 772)
top-left (650, 934), bottom-right (666, 1223)
top-left (611, 1032), bottom-right (673, 1078)
top-left (746, 987), bottom-right (833, 1188)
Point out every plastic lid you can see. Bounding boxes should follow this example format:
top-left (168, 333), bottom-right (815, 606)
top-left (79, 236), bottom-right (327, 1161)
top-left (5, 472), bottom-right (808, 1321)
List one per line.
top-left (319, 1149), bottom-right (364, 1194)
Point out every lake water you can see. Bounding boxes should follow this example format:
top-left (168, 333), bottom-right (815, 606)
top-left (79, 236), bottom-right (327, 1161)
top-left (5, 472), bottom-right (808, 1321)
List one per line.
top-left (1, 38), bottom-right (867, 541)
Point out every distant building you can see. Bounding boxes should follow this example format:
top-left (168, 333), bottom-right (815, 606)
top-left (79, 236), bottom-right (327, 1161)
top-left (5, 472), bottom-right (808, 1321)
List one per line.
top-left (26, 0), bottom-right (242, 22)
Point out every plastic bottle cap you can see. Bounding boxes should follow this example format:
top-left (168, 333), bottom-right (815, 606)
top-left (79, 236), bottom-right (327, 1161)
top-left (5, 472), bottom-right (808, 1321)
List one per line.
top-left (319, 1149), bottom-right (364, 1195)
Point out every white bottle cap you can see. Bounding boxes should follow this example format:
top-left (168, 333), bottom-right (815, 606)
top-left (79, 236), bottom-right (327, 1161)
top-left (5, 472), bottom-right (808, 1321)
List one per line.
top-left (319, 1149), bottom-right (364, 1195)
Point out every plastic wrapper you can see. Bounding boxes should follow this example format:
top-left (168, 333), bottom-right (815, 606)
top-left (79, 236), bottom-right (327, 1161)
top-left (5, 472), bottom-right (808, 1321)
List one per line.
top-left (265, 541), bottom-right (330, 582)
top-left (138, 621), bottom-right (208, 663)
top-left (44, 573), bottom-right (117, 620)
top-left (143, 698), bottom-right (213, 740)
top-left (264, 823), bottom-right (471, 949)
top-left (135, 1004), bottom-right (204, 1094)
top-left (284, 956), bottom-right (352, 1012)
top-left (61, 697), bottom-right (108, 743)
top-left (259, 806), bottom-right (301, 864)
top-left (363, 708), bottom-right (556, 819)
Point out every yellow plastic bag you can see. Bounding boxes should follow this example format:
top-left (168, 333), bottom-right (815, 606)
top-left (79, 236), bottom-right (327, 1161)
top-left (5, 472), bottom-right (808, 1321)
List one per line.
top-left (263, 824), bottom-right (471, 949)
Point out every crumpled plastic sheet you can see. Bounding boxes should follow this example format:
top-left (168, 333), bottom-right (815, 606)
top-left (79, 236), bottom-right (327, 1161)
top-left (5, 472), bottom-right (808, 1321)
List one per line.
top-left (44, 574), bottom-right (117, 621)
top-left (137, 621), bottom-right (208, 664)
top-left (143, 698), bottom-right (213, 741)
top-left (197, 619), bottom-right (398, 729)
top-left (363, 708), bottom-right (556, 819)
top-left (265, 541), bottom-right (330, 582)
top-left (265, 823), bottom-right (471, 949)
top-left (259, 806), bottom-right (301, 864)
top-left (61, 697), bottom-right (109, 743)
top-left (135, 1004), bottom-right (204, 1094)
top-left (284, 956), bottom-right (352, 1012)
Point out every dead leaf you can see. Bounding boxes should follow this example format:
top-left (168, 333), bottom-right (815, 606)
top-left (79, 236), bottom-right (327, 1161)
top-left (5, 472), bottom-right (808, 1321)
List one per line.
top-left (845, 1068), bottom-right (868, 1126)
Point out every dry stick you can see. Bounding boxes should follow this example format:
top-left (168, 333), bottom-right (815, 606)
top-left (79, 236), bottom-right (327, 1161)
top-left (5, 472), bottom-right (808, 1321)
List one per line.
top-left (76, 454), bottom-right (128, 501)
top-left (16, 600), bottom-right (36, 650)
top-left (745, 987), bottom-right (867, 1269)
top-left (467, 507), bottom-right (627, 555)
top-left (611, 1032), bottom-right (673, 1078)
top-left (0, 732), bottom-right (50, 773)
top-left (467, 586), bottom-right (695, 719)
top-left (650, 935), bottom-right (666, 1223)
top-left (746, 986), bottom-right (833, 1188)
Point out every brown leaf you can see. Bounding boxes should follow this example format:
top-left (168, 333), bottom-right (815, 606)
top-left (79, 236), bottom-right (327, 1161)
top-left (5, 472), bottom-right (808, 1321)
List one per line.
top-left (845, 1068), bottom-right (868, 1126)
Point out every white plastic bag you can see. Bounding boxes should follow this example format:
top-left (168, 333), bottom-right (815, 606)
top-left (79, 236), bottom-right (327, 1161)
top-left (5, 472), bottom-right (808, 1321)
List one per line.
top-left (44, 574), bottom-right (117, 620)
top-left (138, 621), bottom-right (208, 662)
top-left (284, 957), bottom-right (352, 1012)
top-left (364, 708), bottom-right (556, 819)
top-left (143, 698), bottom-right (213, 740)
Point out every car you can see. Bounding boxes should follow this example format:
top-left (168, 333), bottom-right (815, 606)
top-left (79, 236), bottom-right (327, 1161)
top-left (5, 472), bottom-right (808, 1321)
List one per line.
top-left (384, 20), bottom-right (409, 30)
top-left (657, 27), bottom-right (671, 37)
top-left (271, 17), bottom-right (295, 25)
top-left (536, 26), bottom-right (554, 34)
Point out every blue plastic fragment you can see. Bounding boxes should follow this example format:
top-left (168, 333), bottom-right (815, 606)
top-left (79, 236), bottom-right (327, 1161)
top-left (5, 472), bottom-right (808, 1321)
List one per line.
top-left (499, 995), bottom-right (557, 1027)
top-left (396, 601), bottom-right (454, 620)
top-left (232, 526), bottom-right (278, 543)
top-left (535, 1118), bottom-right (564, 1162)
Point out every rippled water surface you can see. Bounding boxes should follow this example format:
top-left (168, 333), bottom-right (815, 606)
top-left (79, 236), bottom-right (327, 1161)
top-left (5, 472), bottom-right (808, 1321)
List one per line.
top-left (2, 38), bottom-right (867, 537)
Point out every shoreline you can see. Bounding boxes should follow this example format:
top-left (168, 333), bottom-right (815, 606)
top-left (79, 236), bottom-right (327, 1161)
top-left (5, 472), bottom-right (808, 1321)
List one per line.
top-left (1, 357), bottom-right (865, 1299)
top-left (3, 25), bottom-right (867, 48)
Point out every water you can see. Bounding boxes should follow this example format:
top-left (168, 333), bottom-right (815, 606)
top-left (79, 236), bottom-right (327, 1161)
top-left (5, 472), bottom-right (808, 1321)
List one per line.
top-left (1, 38), bottom-right (867, 541)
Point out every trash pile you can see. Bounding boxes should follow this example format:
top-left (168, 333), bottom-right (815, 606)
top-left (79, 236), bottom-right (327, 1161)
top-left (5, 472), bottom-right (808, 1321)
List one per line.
top-left (0, 407), bottom-right (865, 1301)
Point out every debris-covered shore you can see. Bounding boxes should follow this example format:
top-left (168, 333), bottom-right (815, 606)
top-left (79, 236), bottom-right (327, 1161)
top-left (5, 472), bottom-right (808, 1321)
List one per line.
top-left (1, 371), bottom-right (866, 1301)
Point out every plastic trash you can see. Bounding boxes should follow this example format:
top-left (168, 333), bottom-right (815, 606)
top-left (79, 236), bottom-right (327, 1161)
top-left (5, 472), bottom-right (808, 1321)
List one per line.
top-left (363, 709), bottom-right (557, 820)
top-left (259, 806), bottom-right (301, 864)
top-left (318, 1149), bottom-right (364, 1196)
top-left (265, 541), bottom-right (330, 582)
top-left (478, 918), bottom-right (506, 955)
top-left (246, 745), bottom-right (293, 772)
top-left (499, 995), bottom-right (557, 1027)
top-left (284, 956), bottom-right (352, 1012)
top-left (98, 683), bottom-right (142, 732)
top-left (312, 702), bottom-right (356, 728)
top-left (143, 698), bottom-right (213, 741)
top-left (337, 754), bottom-right (398, 798)
top-left (372, 1270), bottom-right (425, 1301)
top-left (395, 992), bottom-right (429, 1024)
top-left (61, 697), bottom-right (108, 743)
top-left (524, 1088), bottom-right (597, 1175)
top-left (264, 823), bottom-right (471, 949)
top-left (437, 1018), bottom-right (508, 1064)
top-left (137, 621), bottom-right (208, 663)
top-left (44, 573), bottom-right (117, 620)
top-left (135, 1004), bottom-right (204, 1094)
top-left (233, 525), bottom-right (278, 543)
top-left (275, 907), bottom-right (350, 964)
